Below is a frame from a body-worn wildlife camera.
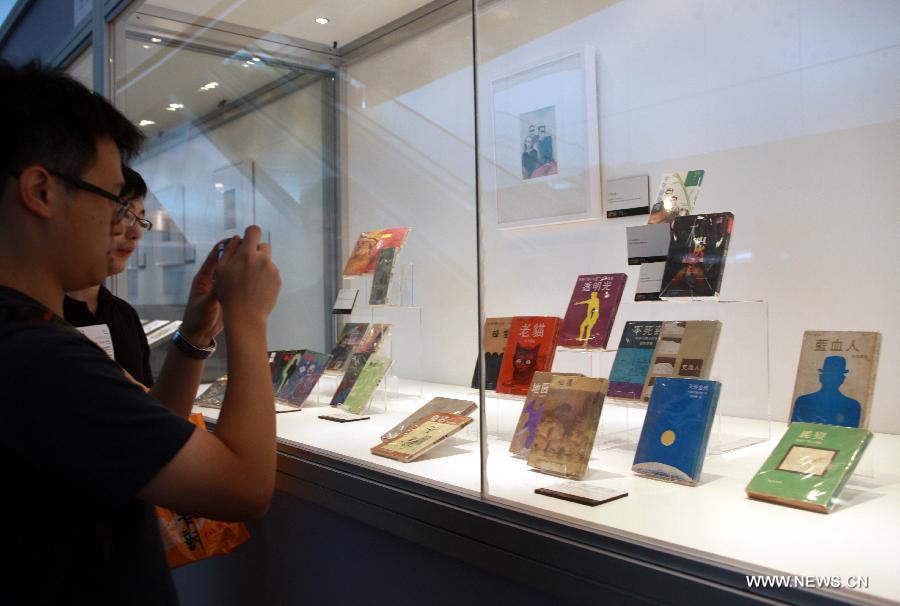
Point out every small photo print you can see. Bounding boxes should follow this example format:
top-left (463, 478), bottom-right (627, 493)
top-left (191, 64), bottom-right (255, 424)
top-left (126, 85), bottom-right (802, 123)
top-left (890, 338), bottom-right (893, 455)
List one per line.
top-left (777, 445), bottom-right (837, 477)
top-left (519, 105), bottom-right (558, 180)
top-left (652, 357), bottom-right (676, 374)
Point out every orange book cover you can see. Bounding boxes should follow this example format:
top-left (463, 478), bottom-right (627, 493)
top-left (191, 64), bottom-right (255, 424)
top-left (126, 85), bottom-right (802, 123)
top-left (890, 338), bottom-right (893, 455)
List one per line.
top-left (343, 227), bottom-right (411, 276)
top-left (496, 316), bottom-right (561, 396)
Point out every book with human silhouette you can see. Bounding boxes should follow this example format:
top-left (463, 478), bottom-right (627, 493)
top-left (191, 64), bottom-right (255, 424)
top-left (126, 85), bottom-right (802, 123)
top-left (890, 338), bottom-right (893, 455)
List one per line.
top-left (559, 274), bottom-right (626, 349)
top-left (788, 331), bottom-right (881, 429)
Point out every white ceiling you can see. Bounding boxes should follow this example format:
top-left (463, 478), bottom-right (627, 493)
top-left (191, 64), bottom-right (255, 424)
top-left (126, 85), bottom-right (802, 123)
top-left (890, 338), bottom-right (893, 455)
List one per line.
top-left (142, 0), bottom-right (437, 48)
top-left (117, 37), bottom-right (297, 137)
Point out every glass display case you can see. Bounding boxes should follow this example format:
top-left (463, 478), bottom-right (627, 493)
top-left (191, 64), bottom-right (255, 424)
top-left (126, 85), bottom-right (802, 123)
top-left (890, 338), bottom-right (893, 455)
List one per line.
top-left (105, 0), bottom-right (899, 603)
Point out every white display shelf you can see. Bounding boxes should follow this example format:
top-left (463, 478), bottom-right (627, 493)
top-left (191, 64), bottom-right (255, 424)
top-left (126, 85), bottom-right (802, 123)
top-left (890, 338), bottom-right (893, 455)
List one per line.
top-left (197, 377), bottom-right (900, 603)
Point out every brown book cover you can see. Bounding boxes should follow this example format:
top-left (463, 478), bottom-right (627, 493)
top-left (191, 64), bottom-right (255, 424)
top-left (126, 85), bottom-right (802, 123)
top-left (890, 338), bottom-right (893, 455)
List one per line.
top-left (371, 413), bottom-right (473, 462)
top-left (509, 372), bottom-right (583, 457)
top-left (381, 397), bottom-right (477, 442)
top-left (526, 375), bottom-right (607, 479)
top-left (471, 317), bottom-right (513, 391)
top-left (640, 320), bottom-right (721, 402)
top-left (788, 331), bottom-right (881, 429)
top-left (496, 316), bottom-right (562, 396)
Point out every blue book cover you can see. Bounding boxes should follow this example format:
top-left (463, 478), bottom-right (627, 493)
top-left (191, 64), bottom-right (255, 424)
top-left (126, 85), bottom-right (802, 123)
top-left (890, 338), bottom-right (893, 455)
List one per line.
top-left (632, 377), bottom-right (721, 485)
top-left (608, 321), bottom-right (662, 399)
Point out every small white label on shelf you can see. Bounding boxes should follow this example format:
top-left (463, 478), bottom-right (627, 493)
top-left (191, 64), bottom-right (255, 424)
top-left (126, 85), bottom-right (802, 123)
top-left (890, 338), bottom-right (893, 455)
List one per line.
top-left (332, 288), bottom-right (359, 314)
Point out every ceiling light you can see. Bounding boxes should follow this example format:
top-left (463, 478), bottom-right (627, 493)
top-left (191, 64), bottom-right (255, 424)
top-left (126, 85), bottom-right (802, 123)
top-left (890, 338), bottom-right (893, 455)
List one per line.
top-left (199, 81), bottom-right (219, 91)
top-left (214, 183), bottom-right (224, 189)
top-left (165, 103), bottom-right (184, 112)
top-left (315, 17), bottom-right (329, 25)
top-left (252, 56), bottom-right (261, 62)
top-left (151, 37), bottom-right (162, 43)
top-left (142, 44), bottom-right (150, 49)
top-left (138, 119), bottom-right (155, 126)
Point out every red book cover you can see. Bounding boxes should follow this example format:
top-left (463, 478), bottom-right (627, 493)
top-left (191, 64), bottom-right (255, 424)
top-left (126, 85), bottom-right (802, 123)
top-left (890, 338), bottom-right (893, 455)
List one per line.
top-left (496, 316), bottom-right (561, 396)
top-left (559, 273), bottom-right (627, 349)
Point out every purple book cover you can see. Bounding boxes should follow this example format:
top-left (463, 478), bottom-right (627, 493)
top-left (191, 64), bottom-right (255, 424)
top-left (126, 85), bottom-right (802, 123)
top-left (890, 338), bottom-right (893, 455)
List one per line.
top-left (559, 274), bottom-right (627, 349)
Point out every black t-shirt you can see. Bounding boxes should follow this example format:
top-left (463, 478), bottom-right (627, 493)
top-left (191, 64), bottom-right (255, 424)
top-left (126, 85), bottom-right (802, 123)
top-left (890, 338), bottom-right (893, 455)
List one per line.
top-left (0, 286), bottom-right (194, 605)
top-left (64, 285), bottom-right (154, 388)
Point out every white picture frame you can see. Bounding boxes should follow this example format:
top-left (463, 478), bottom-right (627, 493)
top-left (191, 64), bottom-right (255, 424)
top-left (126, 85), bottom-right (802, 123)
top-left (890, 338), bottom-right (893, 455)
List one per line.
top-left (490, 47), bottom-right (600, 229)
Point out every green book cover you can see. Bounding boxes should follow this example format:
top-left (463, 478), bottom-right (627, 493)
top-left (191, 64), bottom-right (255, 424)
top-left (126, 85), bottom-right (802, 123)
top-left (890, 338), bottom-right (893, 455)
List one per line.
top-left (745, 422), bottom-right (872, 513)
top-left (342, 355), bottom-right (391, 414)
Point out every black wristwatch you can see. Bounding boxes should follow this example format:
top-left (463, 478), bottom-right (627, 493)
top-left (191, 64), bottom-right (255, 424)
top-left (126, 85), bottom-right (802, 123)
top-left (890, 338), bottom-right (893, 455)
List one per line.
top-left (171, 328), bottom-right (217, 360)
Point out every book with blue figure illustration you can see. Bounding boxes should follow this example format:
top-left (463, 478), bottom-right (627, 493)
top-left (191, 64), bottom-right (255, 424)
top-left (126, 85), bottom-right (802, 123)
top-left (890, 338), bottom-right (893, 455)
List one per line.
top-left (632, 377), bottom-right (721, 485)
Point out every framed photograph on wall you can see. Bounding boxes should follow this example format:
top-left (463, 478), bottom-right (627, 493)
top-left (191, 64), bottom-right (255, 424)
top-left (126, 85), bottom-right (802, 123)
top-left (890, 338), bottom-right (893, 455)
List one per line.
top-left (491, 47), bottom-right (600, 229)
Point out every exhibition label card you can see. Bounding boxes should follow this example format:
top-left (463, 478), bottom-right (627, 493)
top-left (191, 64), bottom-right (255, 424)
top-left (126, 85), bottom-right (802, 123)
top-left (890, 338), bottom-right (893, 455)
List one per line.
top-left (635, 261), bottom-right (665, 301)
top-left (76, 324), bottom-right (115, 359)
top-left (605, 175), bottom-right (650, 218)
top-left (332, 288), bottom-right (359, 314)
top-left (626, 223), bottom-right (670, 265)
top-left (535, 482), bottom-right (628, 506)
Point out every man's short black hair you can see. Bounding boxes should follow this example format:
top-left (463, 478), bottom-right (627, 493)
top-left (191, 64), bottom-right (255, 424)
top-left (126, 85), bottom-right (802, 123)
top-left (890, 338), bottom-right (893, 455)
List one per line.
top-left (121, 166), bottom-right (148, 201)
top-left (0, 60), bottom-right (144, 184)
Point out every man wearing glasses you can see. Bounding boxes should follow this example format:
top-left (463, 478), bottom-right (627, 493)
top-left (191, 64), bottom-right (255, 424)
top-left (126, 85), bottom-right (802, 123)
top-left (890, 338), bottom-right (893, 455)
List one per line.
top-left (0, 62), bottom-right (281, 604)
top-left (65, 166), bottom-right (155, 386)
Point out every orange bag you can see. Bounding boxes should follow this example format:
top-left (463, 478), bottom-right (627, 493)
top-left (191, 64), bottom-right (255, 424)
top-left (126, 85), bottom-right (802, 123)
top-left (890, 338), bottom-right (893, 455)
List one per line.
top-left (156, 413), bottom-right (251, 568)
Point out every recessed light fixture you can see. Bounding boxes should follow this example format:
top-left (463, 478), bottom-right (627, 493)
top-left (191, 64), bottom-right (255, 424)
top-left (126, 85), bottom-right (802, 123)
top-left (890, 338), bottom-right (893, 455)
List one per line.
top-left (315, 17), bottom-right (329, 25)
top-left (199, 81), bottom-right (219, 92)
top-left (142, 44), bottom-right (150, 49)
top-left (138, 119), bottom-right (155, 126)
top-left (151, 37), bottom-right (162, 43)
top-left (165, 102), bottom-right (184, 112)
top-left (214, 183), bottom-right (224, 189)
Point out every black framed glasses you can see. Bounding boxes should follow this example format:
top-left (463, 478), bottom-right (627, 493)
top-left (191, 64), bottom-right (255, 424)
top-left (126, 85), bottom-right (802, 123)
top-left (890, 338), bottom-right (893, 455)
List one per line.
top-left (10, 168), bottom-right (152, 231)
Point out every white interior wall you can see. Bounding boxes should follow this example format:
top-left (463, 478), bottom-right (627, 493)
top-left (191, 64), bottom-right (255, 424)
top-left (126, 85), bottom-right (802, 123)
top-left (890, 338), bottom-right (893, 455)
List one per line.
top-left (342, 0), bottom-right (900, 433)
top-left (133, 79), bottom-right (328, 351)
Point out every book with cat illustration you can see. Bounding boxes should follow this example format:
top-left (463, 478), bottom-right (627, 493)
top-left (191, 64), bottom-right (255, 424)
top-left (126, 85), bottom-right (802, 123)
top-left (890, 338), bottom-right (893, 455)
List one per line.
top-left (381, 397), bottom-right (478, 442)
top-left (326, 322), bottom-right (369, 372)
top-left (342, 355), bottom-right (392, 414)
top-left (273, 350), bottom-right (332, 407)
top-left (510, 372), bottom-right (584, 458)
top-left (648, 170), bottom-right (705, 225)
top-left (745, 422), bottom-right (872, 513)
top-left (526, 375), bottom-right (607, 479)
top-left (369, 247), bottom-right (397, 306)
top-left (632, 377), bottom-right (721, 485)
top-left (641, 321), bottom-right (721, 403)
top-left (608, 321), bottom-right (663, 400)
top-left (471, 317), bottom-right (513, 391)
top-left (343, 227), bottom-right (411, 276)
top-left (371, 413), bottom-right (473, 463)
top-left (659, 212), bottom-right (734, 299)
top-left (496, 316), bottom-right (562, 396)
top-left (196, 375), bottom-right (227, 409)
top-left (329, 324), bottom-right (391, 407)
top-left (559, 274), bottom-right (627, 349)
top-left (788, 331), bottom-right (881, 429)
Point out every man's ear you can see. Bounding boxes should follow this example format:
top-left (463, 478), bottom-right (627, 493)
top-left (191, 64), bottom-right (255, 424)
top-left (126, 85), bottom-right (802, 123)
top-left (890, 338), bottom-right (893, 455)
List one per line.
top-left (16, 166), bottom-right (55, 220)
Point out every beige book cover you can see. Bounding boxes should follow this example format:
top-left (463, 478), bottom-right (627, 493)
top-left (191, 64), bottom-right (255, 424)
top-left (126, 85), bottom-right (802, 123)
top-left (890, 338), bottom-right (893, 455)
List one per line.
top-left (640, 320), bottom-right (722, 402)
top-left (381, 397), bottom-right (477, 442)
top-left (526, 375), bottom-right (607, 479)
top-left (788, 331), bottom-right (881, 429)
top-left (371, 413), bottom-right (473, 462)
top-left (509, 372), bottom-right (583, 457)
